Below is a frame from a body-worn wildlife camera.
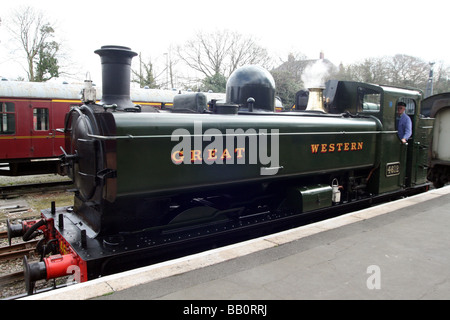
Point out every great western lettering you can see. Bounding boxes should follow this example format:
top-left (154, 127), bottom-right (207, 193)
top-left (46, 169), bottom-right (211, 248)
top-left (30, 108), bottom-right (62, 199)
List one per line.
top-left (172, 148), bottom-right (245, 164)
top-left (170, 121), bottom-right (280, 175)
top-left (311, 141), bottom-right (363, 154)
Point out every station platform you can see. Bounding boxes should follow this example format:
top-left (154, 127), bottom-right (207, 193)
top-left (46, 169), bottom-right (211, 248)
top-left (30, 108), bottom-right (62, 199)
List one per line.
top-left (23, 186), bottom-right (450, 301)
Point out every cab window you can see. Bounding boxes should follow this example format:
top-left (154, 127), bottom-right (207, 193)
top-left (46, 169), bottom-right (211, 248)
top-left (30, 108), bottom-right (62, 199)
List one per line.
top-left (358, 87), bottom-right (381, 112)
top-left (33, 108), bottom-right (49, 131)
top-left (395, 98), bottom-right (416, 133)
top-left (0, 102), bottom-right (15, 134)
top-left (398, 98), bottom-right (416, 115)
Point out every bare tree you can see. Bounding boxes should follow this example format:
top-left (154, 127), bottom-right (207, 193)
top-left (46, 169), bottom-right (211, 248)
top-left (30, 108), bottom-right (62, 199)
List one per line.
top-left (226, 32), bottom-right (272, 76)
top-left (346, 57), bottom-right (390, 84)
top-left (163, 48), bottom-right (180, 89)
top-left (6, 6), bottom-right (61, 81)
top-left (342, 54), bottom-right (432, 92)
top-left (432, 61), bottom-right (450, 94)
top-left (387, 54), bottom-right (428, 88)
top-left (132, 53), bottom-right (159, 89)
top-left (133, 47), bottom-right (180, 90)
top-left (270, 53), bottom-right (306, 106)
top-left (177, 29), bottom-right (272, 80)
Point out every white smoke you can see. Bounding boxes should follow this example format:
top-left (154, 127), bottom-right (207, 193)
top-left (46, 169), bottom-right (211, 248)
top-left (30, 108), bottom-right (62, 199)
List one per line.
top-left (301, 60), bottom-right (329, 89)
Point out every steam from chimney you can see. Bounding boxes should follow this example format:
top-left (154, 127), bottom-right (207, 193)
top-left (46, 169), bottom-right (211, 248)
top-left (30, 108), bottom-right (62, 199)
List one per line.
top-left (301, 59), bottom-right (330, 89)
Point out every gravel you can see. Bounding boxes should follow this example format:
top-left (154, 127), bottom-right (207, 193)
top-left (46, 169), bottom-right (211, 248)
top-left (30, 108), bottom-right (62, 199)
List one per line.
top-left (0, 173), bottom-right (70, 186)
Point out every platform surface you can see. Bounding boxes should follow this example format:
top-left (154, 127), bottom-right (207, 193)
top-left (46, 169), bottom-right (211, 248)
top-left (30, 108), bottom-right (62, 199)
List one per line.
top-left (23, 186), bottom-right (450, 300)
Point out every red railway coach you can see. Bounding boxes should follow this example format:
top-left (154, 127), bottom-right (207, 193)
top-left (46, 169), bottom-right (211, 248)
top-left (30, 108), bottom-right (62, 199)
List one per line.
top-left (0, 81), bottom-right (84, 176)
top-left (0, 80), bottom-right (225, 176)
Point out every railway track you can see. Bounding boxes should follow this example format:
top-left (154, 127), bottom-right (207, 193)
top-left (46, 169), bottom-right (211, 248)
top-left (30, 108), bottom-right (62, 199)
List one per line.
top-left (0, 232), bottom-right (39, 298)
top-left (0, 271), bottom-right (24, 287)
top-left (0, 177), bottom-right (74, 299)
top-left (0, 180), bottom-right (73, 199)
top-left (0, 239), bottom-right (39, 261)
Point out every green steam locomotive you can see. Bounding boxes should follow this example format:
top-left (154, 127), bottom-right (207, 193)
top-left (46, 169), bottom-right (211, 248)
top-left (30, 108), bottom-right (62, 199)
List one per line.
top-left (8, 46), bottom-right (434, 294)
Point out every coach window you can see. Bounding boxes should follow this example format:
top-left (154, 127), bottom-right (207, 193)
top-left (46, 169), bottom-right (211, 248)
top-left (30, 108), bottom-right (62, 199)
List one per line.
top-left (33, 108), bottom-right (49, 131)
top-left (0, 102), bottom-right (15, 134)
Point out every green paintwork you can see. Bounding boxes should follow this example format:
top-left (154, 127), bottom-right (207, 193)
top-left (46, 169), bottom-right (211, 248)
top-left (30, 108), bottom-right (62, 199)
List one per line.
top-left (287, 185), bottom-right (333, 212)
top-left (112, 112), bottom-right (379, 198)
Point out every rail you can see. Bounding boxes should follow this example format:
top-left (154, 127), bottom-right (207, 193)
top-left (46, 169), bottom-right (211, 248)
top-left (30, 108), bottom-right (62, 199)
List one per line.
top-left (0, 180), bottom-right (73, 199)
top-left (0, 239), bottom-right (39, 261)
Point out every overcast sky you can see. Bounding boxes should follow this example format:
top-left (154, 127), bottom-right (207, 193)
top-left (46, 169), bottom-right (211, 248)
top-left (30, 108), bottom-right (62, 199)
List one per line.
top-left (1, 0), bottom-right (448, 84)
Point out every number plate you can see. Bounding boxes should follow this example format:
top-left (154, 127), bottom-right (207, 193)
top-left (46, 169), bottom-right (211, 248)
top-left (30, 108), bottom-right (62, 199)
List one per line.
top-left (386, 162), bottom-right (400, 177)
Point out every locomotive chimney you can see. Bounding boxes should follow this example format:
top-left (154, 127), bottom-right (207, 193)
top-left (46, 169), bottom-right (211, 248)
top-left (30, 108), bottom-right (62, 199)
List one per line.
top-left (305, 87), bottom-right (325, 112)
top-left (94, 45), bottom-right (138, 111)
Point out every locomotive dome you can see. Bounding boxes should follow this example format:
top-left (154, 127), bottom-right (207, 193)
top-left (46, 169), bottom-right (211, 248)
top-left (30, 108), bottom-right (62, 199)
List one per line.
top-left (226, 65), bottom-right (276, 112)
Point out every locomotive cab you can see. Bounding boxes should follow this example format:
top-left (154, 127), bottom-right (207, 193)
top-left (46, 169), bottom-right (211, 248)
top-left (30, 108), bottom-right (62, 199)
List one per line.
top-left (323, 80), bottom-right (383, 115)
top-left (307, 80), bottom-right (432, 193)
